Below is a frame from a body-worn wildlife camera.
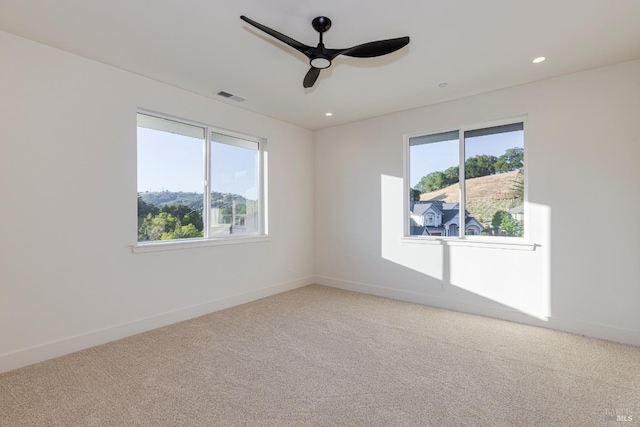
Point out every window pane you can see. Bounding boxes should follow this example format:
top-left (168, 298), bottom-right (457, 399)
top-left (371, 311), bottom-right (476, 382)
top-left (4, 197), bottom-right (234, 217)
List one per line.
top-left (408, 133), bottom-right (460, 236)
top-left (464, 123), bottom-right (524, 237)
top-left (210, 133), bottom-right (259, 236)
top-left (137, 114), bottom-right (205, 242)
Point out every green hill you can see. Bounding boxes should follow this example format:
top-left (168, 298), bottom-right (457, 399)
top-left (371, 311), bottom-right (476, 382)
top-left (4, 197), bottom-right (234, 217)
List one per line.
top-left (139, 191), bottom-right (203, 209)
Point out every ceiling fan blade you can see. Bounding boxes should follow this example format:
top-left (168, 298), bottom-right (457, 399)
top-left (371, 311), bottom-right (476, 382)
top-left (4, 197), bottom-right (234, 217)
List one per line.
top-left (337, 36), bottom-right (410, 58)
top-left (241, 15), bottom-right (313, 56)
top-left (303, 67), bottom-right (321, 88)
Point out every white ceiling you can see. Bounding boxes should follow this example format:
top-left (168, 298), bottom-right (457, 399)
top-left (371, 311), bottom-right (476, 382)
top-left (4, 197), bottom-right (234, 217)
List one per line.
top-left (2, 1), bottom-right (640, 130)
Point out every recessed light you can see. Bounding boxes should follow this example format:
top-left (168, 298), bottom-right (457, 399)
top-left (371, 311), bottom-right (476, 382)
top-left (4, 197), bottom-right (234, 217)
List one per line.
top-left (532, 56), bottom-right (546, 64)
top-left (325, 112), bottom-right (333, 117)
top-left (438, 82), bottom-right (448, 88)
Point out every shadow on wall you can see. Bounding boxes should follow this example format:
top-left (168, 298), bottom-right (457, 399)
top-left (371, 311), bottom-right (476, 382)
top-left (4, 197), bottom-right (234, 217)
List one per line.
top-left (380, 174), bottom-right (552, 322)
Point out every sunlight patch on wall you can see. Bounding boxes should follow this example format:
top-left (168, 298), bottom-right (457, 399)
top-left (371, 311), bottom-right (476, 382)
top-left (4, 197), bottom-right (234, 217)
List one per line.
top-left (381, 174), bottom-right (551, 321)
top-left (448, 203), bottom-right (551, 320)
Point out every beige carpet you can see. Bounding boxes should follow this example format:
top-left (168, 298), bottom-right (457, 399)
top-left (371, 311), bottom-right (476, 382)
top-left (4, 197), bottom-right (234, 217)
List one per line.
top-left (1, 285), bottom-right (638, 426)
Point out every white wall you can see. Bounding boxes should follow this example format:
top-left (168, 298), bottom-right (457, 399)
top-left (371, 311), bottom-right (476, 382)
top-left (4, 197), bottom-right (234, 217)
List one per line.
top-left (0, 31), bottom-right (315, 372)
top-left (314, 59), bottom-right (640, 346)
top-left (1, 30), bottom-right (637, 375)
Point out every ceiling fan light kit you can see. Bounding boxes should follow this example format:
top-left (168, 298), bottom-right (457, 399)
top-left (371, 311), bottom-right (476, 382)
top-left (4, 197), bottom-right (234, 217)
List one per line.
top-left (240, 15), bottom-right (410, 88)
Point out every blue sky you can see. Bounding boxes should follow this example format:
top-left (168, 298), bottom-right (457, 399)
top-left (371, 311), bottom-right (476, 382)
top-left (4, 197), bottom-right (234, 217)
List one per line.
top-left (211, 141), bottom-right (258, 200)
top-left (137, 127), bottom-right (257, 197)
top-left (137, 127), bottom-right (203, 193)
top-left (409, 130), bottom-right (523, 187)
top-left (139, 124), bottom-right (521, 194)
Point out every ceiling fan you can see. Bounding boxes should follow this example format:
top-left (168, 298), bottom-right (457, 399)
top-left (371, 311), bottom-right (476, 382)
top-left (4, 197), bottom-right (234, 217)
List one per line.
top-left (240, 15), bottom-right (410, 88)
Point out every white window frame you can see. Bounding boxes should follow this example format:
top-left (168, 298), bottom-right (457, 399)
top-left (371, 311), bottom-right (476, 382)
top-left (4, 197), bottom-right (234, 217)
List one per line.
top-left (403, 116), bottom-right (534, 250)
top-left (133, 110), bottom-right (268, 253)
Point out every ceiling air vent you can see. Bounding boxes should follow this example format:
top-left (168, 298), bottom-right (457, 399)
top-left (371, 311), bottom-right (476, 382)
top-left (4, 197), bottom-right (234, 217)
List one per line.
top-left (216, 90), bottom-right (246, 102)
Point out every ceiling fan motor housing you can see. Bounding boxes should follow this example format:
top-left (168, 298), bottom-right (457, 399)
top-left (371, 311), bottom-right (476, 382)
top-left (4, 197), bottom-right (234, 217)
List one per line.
top-left (312, 17), bottom-right (332, 33)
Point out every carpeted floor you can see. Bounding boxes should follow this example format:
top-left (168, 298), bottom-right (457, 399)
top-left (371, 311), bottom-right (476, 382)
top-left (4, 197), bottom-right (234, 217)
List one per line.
top-left (1, 285), bottom-right (638, 426)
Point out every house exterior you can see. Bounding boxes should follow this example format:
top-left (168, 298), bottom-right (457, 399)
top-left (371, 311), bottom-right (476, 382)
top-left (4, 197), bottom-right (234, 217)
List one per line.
top-left (509, 204), bottom-right (524, 222)
top-left (409, 201), bottom-right (484, 236)
top-left (210, 201), bottom-right (259, 235)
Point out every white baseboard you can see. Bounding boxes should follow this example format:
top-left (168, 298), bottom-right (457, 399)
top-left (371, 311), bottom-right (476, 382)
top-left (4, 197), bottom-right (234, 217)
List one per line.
top-left (3, 275), bottom-right (635, 374)
top-left (0, 277), bottom-right (314, 374)
top-left (314, 276), bottom-right (640, 347)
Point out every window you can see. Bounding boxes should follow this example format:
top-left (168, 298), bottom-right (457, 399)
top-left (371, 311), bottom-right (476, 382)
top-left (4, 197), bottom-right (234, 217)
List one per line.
top-left (210, 133), bottom-right (260, 236)
top-left (408, 120), bottom-right (524, 238)
top-left (425, 213), bottom-right (435, 225)
top-left (137, 112), bottom-right (265, 243)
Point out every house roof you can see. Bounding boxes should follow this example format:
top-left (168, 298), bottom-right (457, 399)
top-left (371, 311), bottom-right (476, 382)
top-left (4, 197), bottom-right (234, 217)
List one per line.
top-left (466, 217), bottom-right (484, 230)
top-left (411, 202), bottom-right (442, 216)
top-left (410, 226), bottom-right (428, 236)
top-left (440, 203), bottom-right (460, 225)
top-left (412, 201), bottom-right (484, 231)
top-left (412, 201), bottom-right (460, 223)
top-left (509, 205), bottom-right (524, 214)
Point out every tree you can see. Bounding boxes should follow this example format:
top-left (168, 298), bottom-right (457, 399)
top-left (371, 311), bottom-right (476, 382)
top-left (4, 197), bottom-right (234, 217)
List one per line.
top-left (494, 147), bottom-right (524, 173)
top-left (499, 213), bottom-right (523, 237)
top-left (490, 210), bottom-right (523, 237)
top-left (161, 223), bottom-right (203, 240)
top-left (138, 212), bottom-right (179, 241)
top-left (491, 210), bottom-right (507, 230)
top-left (443, 166), bottom-right (459, 187)
top-left (465, 155), bottom-right (497, 179)
top-left (512, 170), bottom-right (524, 200)
top-left (415, 171), bottom-right (446, 193)
top-left (182, 212), bottom-right (203, 231)
top-left (138, 196), bottom-right (159, 219)
top-left (161, 204), bottom-right (192, 219)
top-left (410, 188), bottom-right (421, 201)
top-left (160, 204), bottom-right (203, 231)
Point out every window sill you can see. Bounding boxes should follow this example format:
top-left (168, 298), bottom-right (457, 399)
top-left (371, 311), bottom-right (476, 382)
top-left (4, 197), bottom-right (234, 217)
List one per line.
top-left (132, 235), bottom-right (270, 253)
top-left (400, 236), bottom-right (537, 251)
